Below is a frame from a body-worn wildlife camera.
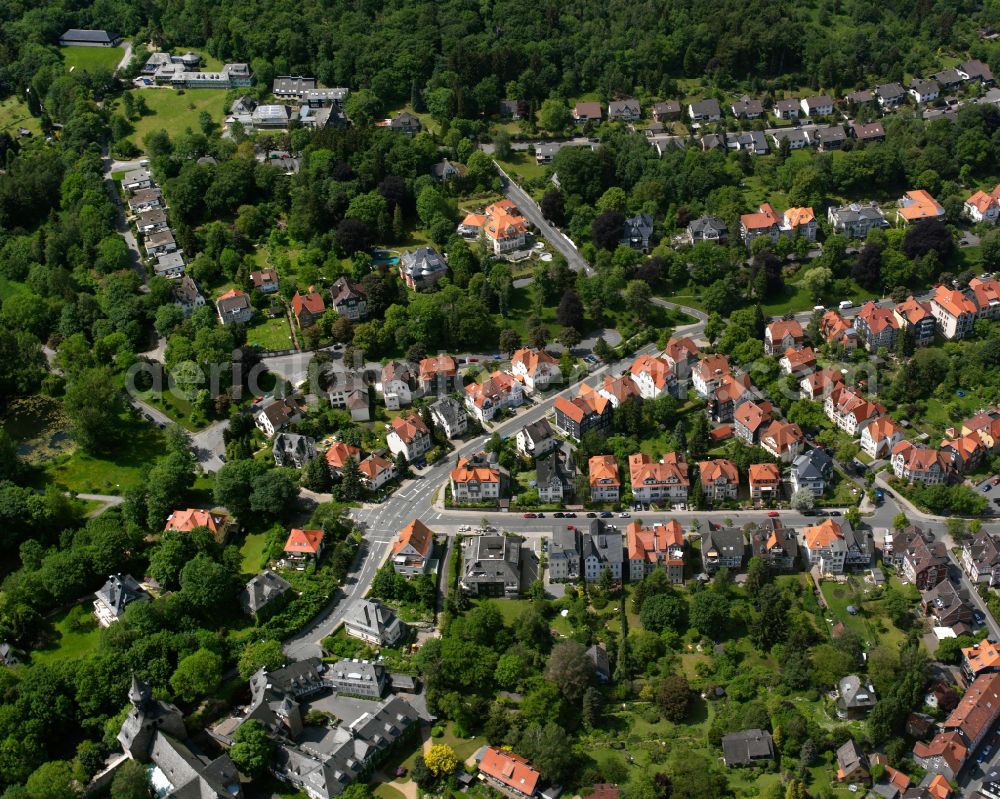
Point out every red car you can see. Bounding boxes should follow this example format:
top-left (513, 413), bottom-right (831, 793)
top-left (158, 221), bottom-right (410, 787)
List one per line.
top-left (523, 512), bottom-right (536, 518)
top-left (768, 511), bottom-right (780, 517)
top-left (992, 477), bottom-right (1000, 486)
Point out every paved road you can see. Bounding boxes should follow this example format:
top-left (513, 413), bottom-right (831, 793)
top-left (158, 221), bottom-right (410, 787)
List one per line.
top-left (101, 154), bottom-right (148, 286)
top-left (73, 492), bottom-right (124, 516)
top-left (496, 163), bottom-right (590, 273)
top-left (192, 419), bottom-right (229, 473)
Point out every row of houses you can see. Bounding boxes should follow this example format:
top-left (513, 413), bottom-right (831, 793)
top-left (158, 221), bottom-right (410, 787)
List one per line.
top-left (121, 167), bottom-right (195, 282)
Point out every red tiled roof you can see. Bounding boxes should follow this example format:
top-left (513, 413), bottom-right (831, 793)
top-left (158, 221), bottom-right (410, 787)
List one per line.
top-left (748, 463), bottom-right (781, 485)
top-left (325, 441), bottom-right (361, 469)
top-left (512, 348), bottom-right (558, 376)
top-left (698, 459), bottom-right (739, 484)
top-left (390, 413), bottom-right (429, 444)
top-left (628, 452), bottom-right (689, 488)
top-left (292, 291), bottom-right (325, 316)
top-left (741, 202), bottom-right (780, 232)
top-left (393, 519), bottom-right (434, 558)
top-left (479, 747), bottom-right (540, 796)
top-left (284, 527), bottom-right (324, 555)
top-left (589, 455), bottom-right (621, 487)
top-left (164, 508), bottom-right (228, 534)
top-left (804, 519), bottom-right (844, 549)
top-left (627, 519), bottom-right (683, 562)
top-left (419, 354), bottom-right (457, 379)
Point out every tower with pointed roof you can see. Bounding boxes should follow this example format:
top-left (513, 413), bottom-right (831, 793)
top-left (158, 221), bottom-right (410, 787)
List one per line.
top-left (118, 674), bottom-right (186, 760)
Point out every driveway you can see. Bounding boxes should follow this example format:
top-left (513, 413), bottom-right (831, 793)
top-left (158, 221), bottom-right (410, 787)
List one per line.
top-left (114, 42), bottom-right (133, 75)
top-left (192, 419), bottom-right (229, 473)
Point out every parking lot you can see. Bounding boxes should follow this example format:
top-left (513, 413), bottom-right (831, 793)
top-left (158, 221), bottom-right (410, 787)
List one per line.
top-left (972, 474), bottom-right (1000, 514)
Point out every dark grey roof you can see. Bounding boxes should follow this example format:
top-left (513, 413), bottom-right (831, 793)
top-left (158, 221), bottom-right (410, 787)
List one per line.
top-left (966, 530), bottom-right (1000, 570)
top-left (838, 675), bottom-right (877, 709)
top-left (813, 125), bottom-right (846, 143)
top-left (241, 569), bottom-right (293, 615)
top-left (95, 574), bottom-right (149, 619)
top-left (687, 216), bottom-right (728, 234)
top-left (751, 518), bottom-right (798, 560)
top-left (430, 396), bottom-right (465, 427)
top-left (836, 739), bottom-right (867, 772)
top-left (345, 599), bottom-right (400, 640)
top-left (148, 733), bottom-right (241, 799)
top-left (721, 729), bottom-right (774, 766)
top-left (536, 449), bottom-right (575, 489)
top-left (731, 96), bottom-right (764, 115)
top-left (931, 68), bottom-right (964, 85)
top-left (792, 448), bottom-right (833, 481)
top-left (830, 203), bottom-right (887, 224)
top-left (273, 75), bottom-right (316, 94)
top-left (702, 528), bottom-right (745, 563)
top-left (770, 128), bottom-right (809, 144)
top-left (846, 89), bottom-right (875, 103)
top-left (521, 418), bottom-right (554, 443)
top-left (584, 530), bottom-right (624, 565)
top-left (689, 98), bottom-right (721, 116)
top-left (382, 360), bottom-right (416, 386)
top-left (624, 214), bottom-right (654, 239)
top-left (61, 28), bottom-right (118, 43)
top-left (909, 78), bottom-right (940, 95)
top-left (876, 82), bottom-right (906, 99)
top-left (774, 98), bottom-right (800, 111)
top-left (609, 98), bottom-right (640, 116)
top-left (462, 534), bottom-right (523, 587)
top-left (399, 247), bottom-right (446, 279)
top-left (735, 131), bottom-right (768, 151)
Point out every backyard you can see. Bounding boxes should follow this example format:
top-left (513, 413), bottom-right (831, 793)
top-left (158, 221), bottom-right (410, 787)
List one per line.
top-left (246, 315), bottom-right (295, 352)
top-left (61, 45), bottom-right (123, 74)
top-left (31, 604), bottom-right (103, 664)
top-left (0, 96), bottom-right (39, 136)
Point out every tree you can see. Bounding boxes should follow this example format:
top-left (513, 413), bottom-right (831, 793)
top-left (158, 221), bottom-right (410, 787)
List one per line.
top-left (109, 760), bottom-right (151, 799)
top-left (538, 99), bottom-right (571, 132)
top-left (25, 761), bottom-right (80, 799)
top-left (540, 189), bottom-right (565, 225)
top-left (238, 639), bottom-right (286, 681)
top-left (556, 291), bottom-right (585, 330)
top-left (63, 367), bottom-right (122, 453)
top-left (214, 458), bottom-right (269, 519)
top-left (494, 129), bottom-right (512, 160)
top-left (336, 218), bottom-right (371, 257)
top-left (582, 686), bottom-right (604, 727)
top-left (170, 648), bottom-right (222, 702)
top-left (499, 328), bottom-right (521, 356)
top-left (689, 590), bottom-right (729, 637)
top-left (902, 218), bottom-right (954, 261)
top-left (655, 674), bottom-right (691, 722)
top-left (545, 640), bottom-right (593, 701)
top-left (180, 554), bottom-right (236, 615)
top-left (624, 280), bottom-right (653, 321)
top-left (302, 454), bottom-right (332, 492)
top-left (790, 488), bottom-right (815, 511)
top-left (592, 211), bottom-right (626, 251)
top-left (593, 336), bottom-right (614, 363)
top-left (424, 744), bottom-right (458, 779)
top-left (640, 592), bottom-right (687, 633)
top-left (230, 720), bottom-right (273, 779)
top-left (800, 266), bottom-right (833, 302)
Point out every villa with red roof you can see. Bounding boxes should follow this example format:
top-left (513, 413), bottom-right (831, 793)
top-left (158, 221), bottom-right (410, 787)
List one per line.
top-left (554, 383), bottom-right (613, 440)
top-left (820, 310), bottom-right (858, 352)
top-left (748, 463), bottom-right (781, 503)
top-left (358, 453), bottom-right (397, 490)
top-left (598, 373), bottom-right (640, 408)
top-left (897, 189), bottom-right (946, 224)
top-left (476, 747), bottom-right (541, 798)
top-left (629, 353), bottom-right (678, 399)
top-left (894, 295), bottom-right (936, 346)
top-left (962, 408), bottom-right (1000, 451)
top-left (626, 519), bottom-right (685, 583)
top-left (387, 413), bottom-right (432, 462)
top-left (764, 320), bottom-right (805, 355)
top-left (760, 421), bottom-right (805, 463)
top-left (854, 301), bottom-right (899, 351)
top-left (283, 527), bottom-right (325, 566)
top-left (418, 354), bottom-right (459, 395)
top-left (891, 441), bottom-right (952, 484)
top-left (391, 519), bottom-right (436, 577)
top-left (931, 284), bottom-right (979, 339)
top-left (940, 432), bottom-right (987, 473)
top-left (824, 386), bottom-right (884, 436)
top-left (860, 417), bottom-right (904, 460)
top-left (734, 399), bottom-right (772, 446)
top-left (325, 441), bottom-right (361, 476)
top-left (465, 371), bottom-right (523, 423)
top-left (460, 199), bottom-right (528, 254)
top-left (779, 346), bottom-right (816, 377)
top-left (510, 348), bottom-right (561, 392)
top-left (291, 290), bottom-right (326, 329)
top-left (800, 367), bottom-right (844, 401)
top-left (783, 207), bottom-right (816, 239)
top-left (450, 452), bottom-right (507, 503)
top-left (964, 183), bottom-right (1000, 224)
top-left (740, 203), bottom-right (783, 245)
top-left (664, 336), bottom-right (699, 379)
top-left (589, 455), bottom-right (621, 503)
top-left (698, 459), bottom-right (740, 502)
top-left (692, 353), bottom-right (731, 397)
top-left (164, 508), bottom-right (235, 544)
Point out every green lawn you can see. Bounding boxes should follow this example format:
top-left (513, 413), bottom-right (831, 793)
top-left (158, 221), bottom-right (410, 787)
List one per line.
top-left (61, 45), bottom-right (123, 74)
top-left (0, 96), bottom-right (39, 137)
top-left (112, 89), bottom-right (229, 150)
top-left (31, 606), bottom-right (102, 664)
top-left (496, 152), bottom-right (550, 183)
top-left (246, 315), bottom-right (295, 351)
top-left (42, 414), bottom-right (167, 495)
top-left (240, 531), bottom-right (270, 576)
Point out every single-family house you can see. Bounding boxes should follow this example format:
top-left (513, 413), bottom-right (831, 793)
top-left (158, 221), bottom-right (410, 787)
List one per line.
top-left (629, 353), bottom-right (679, 399)
top-left (802, 518), bottom-right (847, 573)
top-left (122, 168), bottom-right (152, 193)
top-left (852, 122), bottom-right (886, 142)
top-left (255, 396), bottom-right (306, 438)
top-left (837, 675), bottom-right (878, 719)
top-left (329, 276), bottom-right (367, 319)
top-left (93, 574), bottom-right (150, 627)
top-left (419, 354), bottom-right (459, 395)
top-left (573, 101), bottom-right (603, 123)
top-left (894, 296), bottom-right (936, 345)
top-left (740, 203), bottom-right (783, 245)
top-left (897, 189), bottom-right (946, 225)
top-left (283, 528), bottom-right (324, 567)
top-left (216, 289), bottom-right (253, 326)
top-left (909, 78), bottom-right (941, 104)
top-left (652, 101), bottom-right (681, 122)
top-left (664, 336), bottom-right (700, 380)
top-left (250, 268), bottom-right (280, 294)
top-left (510, 348), bottom-right (561, 392)
top-left (498, 99), bottom-right (528, 120)
top-left (461, 534), bottom-right (525, 597)
top-left (239, 570), bottom-right (292, 619)
top-left (789, 448), bottom-right (834, 496)
top-left (476, 747), bottom-right (540, 798)
top-left (854, 300), bottom-right (900, 351)
top-left (836, 740), bottom-right (870, 783)
top-left (921, 580), bottom-right (972, 628)
top-left (608, 99), bottom-right (641, 121)
top-left (800, 95), bottom-right (834, 116)
top-left (876, 82), bottom-right (907, 108)
top-left (685, 216), bottom-right (728, 245)
top-left (598, 373), bottom-right (640, 408)
top-left (344, 599), bottom-right (403, 646)
top-left (773, 98), bottom-right (800, 118)
top-left (901, 532), bottom-right (949, 590)
top-left (940, 432), bottom-right (987, 473)
top-left (387, 413), bottom-right (432, 463)
top-left (765, 320), bottom-right (805, 355)
top-left (860, 417), bottom-right (904, 460)
top-left (358, 453), bottom-right (397, 490)
top-left (961, 531), bottom-right (1000, 585)
top-left (734, 399), bottom-right (773, 445)
top-left (965, 184), bottom-right (1000, 224)
top-left (688, 99), bottom-right (722, 122)
top-left (536, 447), bottom-right (575, 504)
top-left (622, 214), bottom-right (655, 251)
top-left (809, 125), bottom-right (847, 151)
top-left (399, 247), bottom-right (448, 291)
top-left (516, 418), bottom-right (556, 458)
top-left (730, 96), bottom-right (764, 118)
top-left (380, 361), bottom-right (418, 410)
top-left (824, 386), bottom-right (883, 436)
top-left (845, 89), bottom-right (875, 106)
top-left (429, 396), bottom-right (467, 439)
top-left (272, 432), bottom-right (317, 468)
top-left (750, 518), bottom-right (798, 571)
top-left (800, 367), bottom-right (844, 400)
top-left (760, 420), bottom-right (805, 462)
top-left (326, 371), bottom-right (371, 422)
top-left (779, 346), bottom-right (817, 377)
top-left (172, 276), bottom-right (205, 315)
top-left (721, 730), bottom-right (774, 767)
top-left (325, 441), bottom-right (360, 477)
top-left (391, 520), bottom-right (435, 577)
top-left (691, 353), bottom-right (731, 397)
top-left (291, 291), bottom-right (325, 329)
top-left (770, 128), bottom-right (809, 150)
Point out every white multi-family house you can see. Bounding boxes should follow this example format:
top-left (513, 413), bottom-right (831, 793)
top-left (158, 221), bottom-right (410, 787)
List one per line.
top-left (860, 417), bottom-right (904, 460)
top-left (510, 348), bottom-right (561, 392)
top-left (386, 413), bottom-right (432, 462)
top-left (516, 419), bottom-right (556, 458)
top-left (465, 371), bottom-right (523, 423)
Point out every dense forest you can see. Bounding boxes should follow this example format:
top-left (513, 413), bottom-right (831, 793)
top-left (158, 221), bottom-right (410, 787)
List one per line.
top-left (4, 0), bottom-right (1000, 106)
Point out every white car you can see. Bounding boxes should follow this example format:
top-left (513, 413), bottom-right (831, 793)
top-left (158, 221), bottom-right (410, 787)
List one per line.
top-left (839, 300), bottom-right (854, 310)
top-left (620, 512), bottom-right (630, 518)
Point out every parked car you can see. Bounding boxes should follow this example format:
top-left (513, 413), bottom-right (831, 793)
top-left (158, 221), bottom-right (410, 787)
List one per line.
top-left (564, 512), bottom-right (576, 518)
top-left (600, 511), bottom-right (613, 518)
top-left (554, 512), bottom-right (564, 518)
top-left (586, 512), bottom-right (597, 518)
top-left (828, 510), bottom-right (842, 516)
top-left (984, 484), bottom-right (992, 493)
top-left (768, 511), bottom-right (780, 517)
top-left (523, 512), bottom-right (536, 518)
top-left (620, 512), bottom-right (630, 518)
top-left (993, 476), bottom-right (1000, 486)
